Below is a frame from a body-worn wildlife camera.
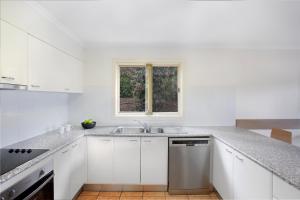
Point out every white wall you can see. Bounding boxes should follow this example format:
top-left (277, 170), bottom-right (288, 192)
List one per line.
top-left (69, 47), bottom-right (300, 126)
top-left (0, 91), bottom-right (69, 147)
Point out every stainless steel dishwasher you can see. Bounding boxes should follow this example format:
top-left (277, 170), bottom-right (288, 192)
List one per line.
top-left (168, 137), bottom-right (211, 194)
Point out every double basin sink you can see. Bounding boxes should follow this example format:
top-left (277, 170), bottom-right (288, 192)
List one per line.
top-left (111, 127), bottom-right (188, 135)
top-left (111, 127), bottom-right (164, 134)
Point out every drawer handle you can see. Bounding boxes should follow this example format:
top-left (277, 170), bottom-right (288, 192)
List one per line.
top-left (236, 155), bottom-right (244, 162)
top-left (128, 139), bottom-right (138, 142)
top-left (225, 149), bottom-right (232, 154)
top-left (65, 88), bottom-right (70, 91)
top-left (62, 149), bottom-right (69, 154)
top-left (31, 85), bottom-right (40, 88)
top-left (2, 76), bottom-right (15, 80)
top-left (143, 140), bottom-right (152, 142)
top-left (101, 139), bottom-right (111, 142)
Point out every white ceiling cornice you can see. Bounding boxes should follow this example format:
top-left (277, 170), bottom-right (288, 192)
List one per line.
top-left (25, 1), bottom-right (84, 47)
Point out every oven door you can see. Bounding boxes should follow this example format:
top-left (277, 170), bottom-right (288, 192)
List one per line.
top-left (16, 171), bottom-right (54, 200)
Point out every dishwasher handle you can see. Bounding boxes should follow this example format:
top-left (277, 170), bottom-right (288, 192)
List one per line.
top-left (169, 139), bottom-right (210, 147)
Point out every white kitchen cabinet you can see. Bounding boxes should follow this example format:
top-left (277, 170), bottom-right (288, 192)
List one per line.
top-left (273, 175), bottom-right (300, 200)
top-left (87, 136), bottom-right (114, 183)
top-left (113, 137), bottom-right (141, 184)
top-left (54, 138), bottom-right (86, 200)
top-left (70, 138), bottom-right (87, 198)
top-left (213, 138), bottom-right (272, 200)
top-left (141, 137), bottom-right (168, 185)
top-left (0, 20), bottom-right (28, 85)
top-left (54, 144), bottom-right (72, 200)
top-left (212, 139), bottom-right (234, 200)
top-left (28, 36), bottom-right (63, 92)
top-left (233, 151), bottom-right (272, 200)
top-left (66, 56), bottom-right (82, 93)
top-left (1, 1), bottom-right (82, 60)
top-left (28, 36), bottom-right (82, 93)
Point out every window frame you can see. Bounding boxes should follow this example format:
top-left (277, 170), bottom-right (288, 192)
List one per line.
top-left (114, 60), bottom-right (183, 117)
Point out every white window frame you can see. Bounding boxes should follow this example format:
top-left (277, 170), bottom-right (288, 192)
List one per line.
top-left (114, 60), bottom-right (183, 117)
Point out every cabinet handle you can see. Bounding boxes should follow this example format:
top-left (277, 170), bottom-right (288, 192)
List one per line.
top-left (143, 140), bottom-right (152, 142)
top-left (236, 155), bottom-right (244, 162)
top-left (128, 139), bottom-right (138, 142)
top-left (2, 76), bottom-right (15, 80)
top-left (225, 149), bottom-right (233, 154)
top-left (65, 88), bottom-right (70, 91)
top-left (101, 139), bottom-right (111, 142)
top-left (62, 149), bottom-right (69, 154)
top-left (31, 85), bottom-right (40, 88)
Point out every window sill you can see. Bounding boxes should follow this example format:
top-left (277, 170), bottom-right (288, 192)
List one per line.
top-left (115, 112), bottom-right (182, 118)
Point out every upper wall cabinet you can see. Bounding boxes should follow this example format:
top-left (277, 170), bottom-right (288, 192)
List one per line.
top-left (1, 1), bottom-right (83, 93)
top-left (0, 20), bottom-right (28, 85)
top-left (28, 36), bottom-right (82, 93)
top-left (64, 54), bottom-right (83, 93)
top-left (0, 1), bottom-right (83, 60)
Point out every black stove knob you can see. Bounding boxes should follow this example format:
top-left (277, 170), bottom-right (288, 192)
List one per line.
top-left (14, 149), bottom-right (20, 153)
top-left (39, 169), bottom-right (45, 177)
top-left (8, 189), bottom-right (16, 198)
top-left (21, 149), bottom-right (26, 153)
top-left (8, 149), bottom-right (14, 153)
top-left (27, 149), bottom-right (32, 153)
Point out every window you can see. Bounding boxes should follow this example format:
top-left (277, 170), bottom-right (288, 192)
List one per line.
top-left (115, 61), bottom-right (182, 116)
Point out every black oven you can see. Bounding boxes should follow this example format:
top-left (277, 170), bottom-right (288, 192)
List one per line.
top-left (1, 162), bottom-right (54, 200)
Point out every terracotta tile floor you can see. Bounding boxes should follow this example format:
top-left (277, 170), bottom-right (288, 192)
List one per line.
top-left (76, 191), bottom-right (221, 200)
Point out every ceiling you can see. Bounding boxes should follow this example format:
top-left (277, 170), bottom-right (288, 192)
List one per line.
top-left (37, 0), bottom-right (300, 48)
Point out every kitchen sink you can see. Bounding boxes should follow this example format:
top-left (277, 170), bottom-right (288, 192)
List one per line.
top-left (112, 127), bottom-right (164, 134)
top-left (112, 127), bottom-right (144, 134)
top-left (149, 127), bottom-right (164, 134)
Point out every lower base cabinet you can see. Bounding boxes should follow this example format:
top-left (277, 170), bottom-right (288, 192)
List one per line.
top-left (212, 139), bottom-right (234, 199)
top-left (87, 137), bottom-right (114, 184)
top-left (141, 137), bottom-right (168, 185)
top-left (87, 136), bottom-right (168, 185)
top-left (113, 137), bottom-right (141, 184)
top-left (54, 138), bottom-right (86, 200)
top-left (233, 151), bottom-right (272, 200)
top-left (54, 144), bottom-right (71, 200)
top-left (213, 138), bottom-right (272, 200)
top-left (273, 175), bottom-right (300, 200)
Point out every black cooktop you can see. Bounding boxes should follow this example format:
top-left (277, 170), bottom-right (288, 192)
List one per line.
top-left (0, 148), bottom-right (49, 176)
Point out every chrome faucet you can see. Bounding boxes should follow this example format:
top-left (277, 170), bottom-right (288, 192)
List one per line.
top-left (134, 120), bottom-right (150, 133)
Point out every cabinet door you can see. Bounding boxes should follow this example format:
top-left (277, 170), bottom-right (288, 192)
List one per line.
top-left (141, 137), bottom-right (168, 185)
top-left (113, 137), bottom-right (140, 184)
top-left (233, 151), bottom-right (272, 200)
top-left (54, 145), bottom-right (71, 200)
top-left (212, 139), bottom-right (234, 200)
top-left (273, 175), bottom-right (300, 200)
top-left (87, 137), bottom-right (114, 183)
top-left (70, 138), bottom-right (86, 198)
top-left (0, 20), bottom-right (27, 85)
top-left (66, 56), bottom-right (82, 93)
top-left (28, 36), bottom-right (63, 92)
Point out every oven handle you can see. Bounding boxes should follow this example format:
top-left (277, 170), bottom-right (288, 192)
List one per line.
top-left (23, 173), bottom-right (54, 200)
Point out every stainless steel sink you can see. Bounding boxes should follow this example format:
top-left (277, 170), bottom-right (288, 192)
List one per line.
top-left (149, 127), bottom-right (164, 134)
top-left (112, 127), bottom-right (164, 134)
top-left (112, 127), bottom-right (145, 134)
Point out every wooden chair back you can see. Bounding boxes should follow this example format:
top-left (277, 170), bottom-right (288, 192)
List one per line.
top-left (271, 128), bottom-right (292, 144)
